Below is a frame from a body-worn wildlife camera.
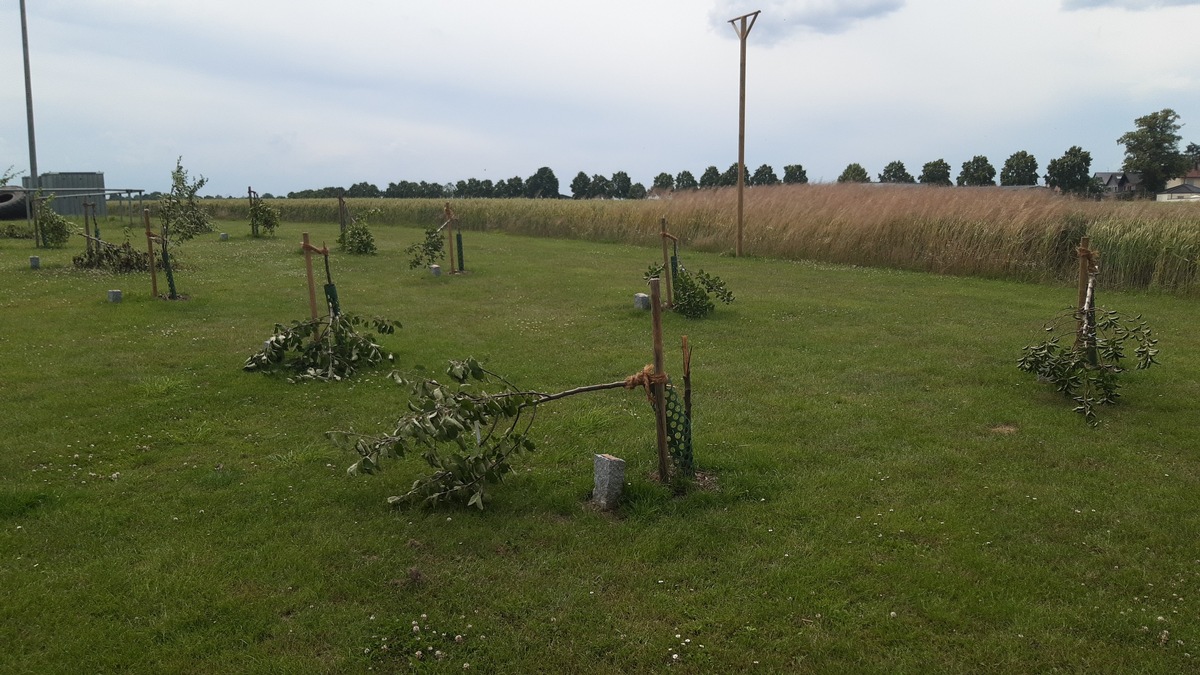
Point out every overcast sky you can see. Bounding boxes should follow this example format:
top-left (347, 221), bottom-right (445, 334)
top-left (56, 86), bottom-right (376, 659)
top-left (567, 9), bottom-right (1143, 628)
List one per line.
top-left (2, 0), bottom-right (1199, 196)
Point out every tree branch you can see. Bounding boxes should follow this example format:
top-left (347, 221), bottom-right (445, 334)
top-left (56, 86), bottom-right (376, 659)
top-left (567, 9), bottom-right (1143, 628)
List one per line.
top-left (531, 380), bottom-right (631, 404)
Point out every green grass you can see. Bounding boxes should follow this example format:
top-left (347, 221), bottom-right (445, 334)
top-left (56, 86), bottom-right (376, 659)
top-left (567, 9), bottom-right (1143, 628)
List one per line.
top-left (2, 221), bottom-right (1199, 673)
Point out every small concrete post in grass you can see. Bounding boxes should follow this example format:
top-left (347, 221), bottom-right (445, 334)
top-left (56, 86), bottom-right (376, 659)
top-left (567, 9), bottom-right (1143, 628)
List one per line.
top-left (29, 256), bottom-right (39, 270)
top-left (593, 453), bottom-right (625, 509)
top-left (107, 289), bottom-right (122, 303)
top-left (634, 292), bottom-right (650, 310)
top-left (430, 264), bottom-right (441, 277)
top-left (219, 232), bottom-right (229, 241)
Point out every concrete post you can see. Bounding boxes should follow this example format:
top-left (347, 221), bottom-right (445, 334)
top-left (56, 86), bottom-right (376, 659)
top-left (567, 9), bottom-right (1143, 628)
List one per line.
top-left (592, 454), bottom-right (625, 509)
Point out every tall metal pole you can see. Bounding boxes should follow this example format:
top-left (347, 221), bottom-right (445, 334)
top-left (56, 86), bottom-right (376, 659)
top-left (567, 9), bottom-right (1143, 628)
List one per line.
top-left (728, 10), bottom-right (759, 258)
top-left (20, 0), bottom-right (41, 248)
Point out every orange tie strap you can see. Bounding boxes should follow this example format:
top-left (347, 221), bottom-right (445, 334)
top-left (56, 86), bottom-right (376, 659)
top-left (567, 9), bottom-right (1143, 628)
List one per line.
top-left (624, 364), bottom-right (669, 402)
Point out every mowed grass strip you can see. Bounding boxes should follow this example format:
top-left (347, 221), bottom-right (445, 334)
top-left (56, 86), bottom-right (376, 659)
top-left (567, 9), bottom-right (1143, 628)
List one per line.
top-left (1, 221), bottom-right (1198, 672)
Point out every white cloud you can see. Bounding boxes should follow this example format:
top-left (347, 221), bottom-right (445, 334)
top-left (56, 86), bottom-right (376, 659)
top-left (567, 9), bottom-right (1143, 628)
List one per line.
top-left (1062, 0), bottom-right (1200, 10)
top-left (2, 0), bottom-right (1200, 194)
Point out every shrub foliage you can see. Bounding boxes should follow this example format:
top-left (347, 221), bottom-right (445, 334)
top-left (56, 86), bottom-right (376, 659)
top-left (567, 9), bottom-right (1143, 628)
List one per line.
top-left (645, 263), bottom-right (734, 318)
top-left (243, 313), bottom-right (400, 382)
top-left (35, 195), bottom-right (72, 248)
top-left (1018, 308), bottom-right (1159, 425)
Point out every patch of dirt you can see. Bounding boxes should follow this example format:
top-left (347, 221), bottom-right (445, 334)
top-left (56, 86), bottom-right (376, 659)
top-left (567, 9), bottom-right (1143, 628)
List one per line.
top-left (989, 424), bottom-right (1019, 435)
top-left (691, 469), bottom-right (720, 492)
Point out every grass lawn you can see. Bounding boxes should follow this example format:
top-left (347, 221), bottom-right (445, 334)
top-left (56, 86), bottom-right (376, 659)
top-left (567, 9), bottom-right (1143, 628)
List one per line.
top-left (2, 220), bottom-right (1199, 673)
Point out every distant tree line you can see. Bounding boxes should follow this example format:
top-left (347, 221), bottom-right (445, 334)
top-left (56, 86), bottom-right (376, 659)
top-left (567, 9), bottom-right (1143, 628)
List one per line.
top-left (834, 109), bottom-right (1199, 198)
top-left (830, 148), bottom-right (1119, 198)
top-left (285, 167), bottom-right (561, 200)
top-left (278, 163), bottom-right (812, 203)
top-left (113, 111), bottom-right (1200, 202)
top-left (640, 163), bottom-right (809, 196)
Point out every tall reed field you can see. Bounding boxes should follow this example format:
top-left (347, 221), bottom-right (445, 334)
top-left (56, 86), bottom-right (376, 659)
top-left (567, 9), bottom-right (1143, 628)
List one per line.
top-left (202, 184), bottom-right (1200, 293)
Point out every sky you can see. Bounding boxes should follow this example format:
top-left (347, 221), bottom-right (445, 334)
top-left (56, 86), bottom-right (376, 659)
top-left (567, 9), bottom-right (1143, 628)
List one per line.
top-left (2, 0), bottom-right (1199, 196)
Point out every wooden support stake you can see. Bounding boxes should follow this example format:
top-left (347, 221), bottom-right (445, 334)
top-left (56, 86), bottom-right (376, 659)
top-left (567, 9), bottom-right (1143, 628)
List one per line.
top-left (302, 232), bottom-right (319, 320)
top-left (682, 335), bottom-right (692, 426)
top-left (443, 202), bottom-right (457, 274)
top-left (143, 209), bottom-right (157, 298)
top-left (649, 278), bottom-right (670, 482)
top-left (1076, 236), bottom-right (1090, 314)
top-left (337, 195), bottom-right (348, 240)
top-left (660, 218), bottom-right (673, 307)
top-left (1076, 236), bottom-right (1094, 345)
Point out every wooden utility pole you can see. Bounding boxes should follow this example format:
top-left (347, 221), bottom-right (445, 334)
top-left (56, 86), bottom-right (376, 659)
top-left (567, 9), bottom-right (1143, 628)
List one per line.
top-left (728, 10), bottom-right (760, 258)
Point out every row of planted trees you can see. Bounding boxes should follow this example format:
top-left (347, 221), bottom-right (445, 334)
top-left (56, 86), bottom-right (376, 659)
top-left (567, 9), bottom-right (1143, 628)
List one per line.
top-left (824, 149), bottom-right (1098, 195)
top-left (267, 146), bottom-right (1098, 203)
top-left (831, 148), bottom-right (1101, 194)
top-left (263, 147), bottom-right (1114, 205)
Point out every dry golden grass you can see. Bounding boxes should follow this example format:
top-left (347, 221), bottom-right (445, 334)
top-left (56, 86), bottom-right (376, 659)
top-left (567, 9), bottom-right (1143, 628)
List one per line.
top-left (204, 184), bottom-right (1200, 293)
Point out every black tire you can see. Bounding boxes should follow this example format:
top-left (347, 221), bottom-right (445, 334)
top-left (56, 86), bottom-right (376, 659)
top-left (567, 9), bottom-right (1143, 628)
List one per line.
top-left (0, 187), bottom-right (29, 221)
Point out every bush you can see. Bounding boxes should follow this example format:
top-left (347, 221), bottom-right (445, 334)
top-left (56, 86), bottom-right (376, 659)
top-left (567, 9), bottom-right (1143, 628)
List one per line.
top-left (36, 196), bottom-right (73, 248)
top-left (341, 222), bottom-right (376, 255)
top-left (72, 240), bottom-right (150, 273)
top-left (1, 222), bottom-right (34, 239)
top-left (159, 158), bottom-right (211, 243)
top-left (243, 313), bottom-right (400, 382)
top-left (249, 193), bottom-right (280, 237)
top-left (1018, 308), bottom-right (1159, 425)
top-left (644, 263), bottom-right (735, 319)
top-left (403, 228), bottom-right (445, 269)
top-left (339, 208), bottom-right (378, 255)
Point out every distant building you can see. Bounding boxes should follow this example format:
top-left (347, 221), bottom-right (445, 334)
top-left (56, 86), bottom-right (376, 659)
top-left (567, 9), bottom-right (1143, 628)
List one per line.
top-left (22, 172), bottom-right (107, 217)
top-left (1156, 183), bottom-right (1200, 202)
top-left (1093, 171), bottom-right (1141, 196)
top-left (1164, 162), bottom-right (1200, 190)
